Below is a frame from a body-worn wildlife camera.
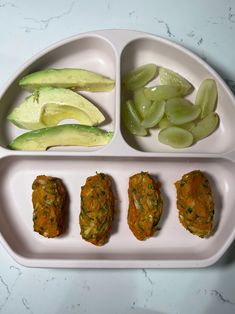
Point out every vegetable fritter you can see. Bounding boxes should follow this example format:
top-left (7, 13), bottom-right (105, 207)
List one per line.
top-left (32, 175), bottom-right (67, 238)
top-left (79, 173), bottom-right (114, 246)
top-left (128, 172), bottom-right (163, 241)
top-left (175, 170), bottom-right (214, 238)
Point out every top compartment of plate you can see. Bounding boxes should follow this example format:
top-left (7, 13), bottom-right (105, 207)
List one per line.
top-left (0, 34), bottom-right (116, 153)
top-left (120, 36), bottom-right (235, 154)
top-left (0, 30), bottom-right (235, 155)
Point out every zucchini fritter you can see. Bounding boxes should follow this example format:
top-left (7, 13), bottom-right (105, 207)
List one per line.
top-left (175, 170), bottom-right (214, 238)
top-left (79, 173), bottom-right (114, 246)
top-left (128, 172), bottom-right (163, 241)
top-left (32, 175), bottom-right (66, 238)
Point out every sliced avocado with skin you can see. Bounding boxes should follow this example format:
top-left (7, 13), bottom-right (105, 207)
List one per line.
top-left (7, 87), bottom-right (105, 130)
top-left (8, 124), bottom-right (113, 151)
top-left (19, 68), bottom-right (115, 92)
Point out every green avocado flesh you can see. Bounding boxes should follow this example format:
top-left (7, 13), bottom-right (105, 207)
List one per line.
top-left (7, 87), bottom-right (105, 130)
top-left (19, 68), bottom-right (115, 92)
top-left (8, 124), bottom-right (113, 151)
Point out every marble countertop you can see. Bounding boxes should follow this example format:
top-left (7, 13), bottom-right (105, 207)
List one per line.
top-left (0, 1), bottom-right (235, 313)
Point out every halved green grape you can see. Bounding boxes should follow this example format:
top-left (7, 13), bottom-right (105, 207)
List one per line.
top-left (191, 112), bottom-right (219, 141)
top-left (133, 87), bottom-right (152, 118)
top-left (144, 85), bottom-right (183, 102)
top-left (159, 67), bottom-right (194, 96)
top-left (158, 126), bottom-right (194, 148)
top-left (121, 100), bottom-right (147, 136)
top-left (158, 116), bottom-right (195, 131)
top-left (165, 98), bottom-right (201, 125)
top-left (141, 100), bottom-right (165, 128)
top-left (179, 121), bottom-right (195, 131)
top-left (158, 116), bottom-right (174, 129)
top-left (122, 64), bottom-right (158, 91)
top-left (195, 79), bottom-right (217, 118)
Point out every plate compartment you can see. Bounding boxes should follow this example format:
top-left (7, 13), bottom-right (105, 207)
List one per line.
top-left (0, 155), bottom-right (234, 268)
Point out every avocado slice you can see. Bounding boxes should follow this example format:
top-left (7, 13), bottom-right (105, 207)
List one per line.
top-left (8, 124), bottom-right (113, 150)
top-left (19, 68), bottom-right (115, 92)
top-left (7, 87), bottom-right (105, 130)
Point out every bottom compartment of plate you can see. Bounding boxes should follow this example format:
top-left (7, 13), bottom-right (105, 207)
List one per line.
top-left (0, 156), bottom-right (234, 268)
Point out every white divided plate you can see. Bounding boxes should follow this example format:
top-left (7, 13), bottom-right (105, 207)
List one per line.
top-left (0, 30), bottom-right (235, 268)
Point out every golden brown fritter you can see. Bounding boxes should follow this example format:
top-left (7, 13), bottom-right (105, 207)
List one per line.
top-left (79, 173), bottom-right (114, 246)
top-left (128, 172), bottom-right (163, 241)
top-left (175, 170), bottom-right (214, 238)
top-left (32, 175), bottom-right (66, 238)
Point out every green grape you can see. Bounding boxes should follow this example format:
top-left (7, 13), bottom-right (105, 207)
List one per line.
top-left (122, 64), bottom-right (158, 91)
top-left (195, 79), bottom-right (217, 118)
top-left (159, 67), bottom-right (193, 96)
top-left (121, 63), bottom-right (220, 148)
top-left (133, 87), bottom-right (152, 118)
top-left (121, 100), bottom-right (147, 136)
top-left (165, 98), bottom-right (201, 125)
top-left (158, 116), bottom-right (195, 130)
top-left (158, 126), bottom-right (194, 148)
top-left (144, 85), bottom-right (183, 102)
top-left (141, 100), bottom-right (165, 128)
top-left (191, 112), bottom-right (219, 141)
top-left (179, 121), bottom-right (195, 131)
top-left (158, 116), bottom-right (174, 129)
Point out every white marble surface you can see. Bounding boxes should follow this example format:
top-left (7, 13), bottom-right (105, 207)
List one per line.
top-left (0, 1), bottom-right (235, 313)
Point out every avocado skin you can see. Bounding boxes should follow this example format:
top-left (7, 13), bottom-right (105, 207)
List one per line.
top-left (19, 68), bottom-right (115, 92)
top-left (8, 124), bottom-right (113, 151)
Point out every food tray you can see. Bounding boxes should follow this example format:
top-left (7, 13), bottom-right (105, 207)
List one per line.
top-left (0, 29), bottom-right (235, 268)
